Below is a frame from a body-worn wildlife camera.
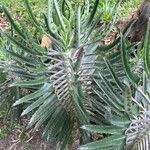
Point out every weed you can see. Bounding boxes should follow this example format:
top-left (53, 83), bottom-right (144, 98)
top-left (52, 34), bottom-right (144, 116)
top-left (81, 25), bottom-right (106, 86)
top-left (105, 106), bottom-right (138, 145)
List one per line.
top-left (0, 125), bottom-right (8, 139)
top-left (119, 0), bottom-right (142, 18)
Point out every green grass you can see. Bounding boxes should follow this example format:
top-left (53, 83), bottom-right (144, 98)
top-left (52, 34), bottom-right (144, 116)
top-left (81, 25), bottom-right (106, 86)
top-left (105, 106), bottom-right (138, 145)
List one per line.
top-left (0, 0), bottom-right (47, 23)
top-left (98, 0), bottom-right (142, 22)
top-left (0, 103), bottom-right (10, 139)
top-left (0, 0), bottom-right (47, 27)
top-left (0, 125), bottom-right (8, 139)
top-left (0, 0), bottom-right (46, 13)
top-left (0, 0), bottom-right (142, 21)
top-left (120, 0), bottom-right (142, 19)
top-left (0, 51), bottom-right (5, 60)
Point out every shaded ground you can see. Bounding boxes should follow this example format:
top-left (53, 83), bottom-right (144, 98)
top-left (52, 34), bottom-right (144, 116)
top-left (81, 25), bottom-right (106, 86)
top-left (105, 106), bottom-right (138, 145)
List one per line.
top-left (0, 127), bottom-right (51, 150)
top-left (0, 114), bottom-right (51, 150)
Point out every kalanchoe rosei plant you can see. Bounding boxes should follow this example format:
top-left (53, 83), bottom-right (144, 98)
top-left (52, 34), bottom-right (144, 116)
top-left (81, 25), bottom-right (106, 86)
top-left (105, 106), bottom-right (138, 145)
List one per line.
top-left (0, 0), bottom-right (147, 149)
top-left (0, 40), bottom-right (22, 122)
top-left (79, 20), bottom-right (150, 150)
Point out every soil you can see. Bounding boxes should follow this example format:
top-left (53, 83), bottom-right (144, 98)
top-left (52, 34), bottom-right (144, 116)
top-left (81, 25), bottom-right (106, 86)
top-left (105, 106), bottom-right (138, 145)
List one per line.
top-left (0, 117), bottom-right (51, 150)
top-left (0, 128), bottom-right (51, 150)
top-left (0, 15), bottom-right (8, 29)
top-left (129, 0), bottom-right (150, 42)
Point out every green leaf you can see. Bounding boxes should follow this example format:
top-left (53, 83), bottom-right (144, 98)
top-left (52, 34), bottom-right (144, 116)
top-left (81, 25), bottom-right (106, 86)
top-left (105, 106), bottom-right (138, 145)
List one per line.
top-left (33, 101), bottom-right (61, 130)
top-left (72, 86), bottom-right (89, 124)
top-left (21, 92), bottom-right (51, 116)
top-left (87, 0), bottom-right (99, 25)
top-left (11, 77), bottom-right (49, 87)
top-left (39, 106), bottom-right (65, 132)
top-left (98, 72), bottom-right (124, 106)
top-left (19, 130), bottom-right (26, 141)
top-left (28, 95), bottom-right (56, 127)
top-left (45, 0), bottom-right (59, 39)
top-left (4, 33), bottom-right (38, 55)
top-left (83, 11), bottom-right (103, 42)
top-left (94, 79), bottom-right (124, 112)
top-left (53, 0), bottom-right (66, 31)
top-left (24, 0), bottom-right (41, 28)
top-left (2, 6), bottom-right (26, 39)
top-left (104, 58), bottom-right (125, 91)
top-left (75, 5), bottom-right (81, 47)
top-left (95, 18), bottom-right (136, 53)
top-left (96, 38), bottom-right (119, 53)
top-left (120, 33), bottom-right (140, 85)
top-left (111, 115), bottom-right (130, 127)
top-left (13, 83), bottom-right (50, 106)
top-left (82, 125), bottom-right (124, 134)
top-left (5, 50), bottom-right (38, 66)
top-left (144, 18), bottom-right (150, 77)
top-left (80, 134), bottom-right (126, 150)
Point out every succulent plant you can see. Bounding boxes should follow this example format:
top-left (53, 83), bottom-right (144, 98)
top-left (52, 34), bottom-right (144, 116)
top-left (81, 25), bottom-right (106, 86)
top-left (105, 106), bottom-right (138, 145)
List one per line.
top-left (1, 0), bottom-right (149, 150)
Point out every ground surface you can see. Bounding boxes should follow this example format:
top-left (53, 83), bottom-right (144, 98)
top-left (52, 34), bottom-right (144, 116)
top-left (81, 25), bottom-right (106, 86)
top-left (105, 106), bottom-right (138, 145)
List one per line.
top-left (0, 126), bottom-right (51, 150)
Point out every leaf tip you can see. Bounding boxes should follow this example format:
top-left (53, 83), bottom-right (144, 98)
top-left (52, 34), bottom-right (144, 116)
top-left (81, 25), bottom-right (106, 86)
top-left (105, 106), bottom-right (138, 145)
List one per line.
top-left (81, 125), bottom-right (87, 130)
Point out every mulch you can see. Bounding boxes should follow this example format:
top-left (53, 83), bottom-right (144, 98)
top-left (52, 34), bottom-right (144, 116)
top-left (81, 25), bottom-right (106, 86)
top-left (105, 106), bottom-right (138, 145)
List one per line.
top-left (0, 15), bottom-right (8, 29)
top-left (0, 117), bottom-right (51, 150)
